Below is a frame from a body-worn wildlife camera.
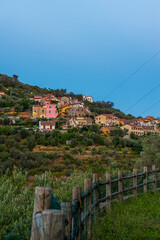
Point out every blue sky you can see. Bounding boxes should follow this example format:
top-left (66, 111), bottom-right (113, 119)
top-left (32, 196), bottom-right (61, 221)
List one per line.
top-left (0, 0), bottom-right (160, 117)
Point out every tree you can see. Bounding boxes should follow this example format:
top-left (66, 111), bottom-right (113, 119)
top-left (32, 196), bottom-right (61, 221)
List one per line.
top-left (136, 134), bottom-right (160, 168)
top-left (15, 104), bottom-right (23, 112)
top-left (4, 118), bottom-right (10, 125)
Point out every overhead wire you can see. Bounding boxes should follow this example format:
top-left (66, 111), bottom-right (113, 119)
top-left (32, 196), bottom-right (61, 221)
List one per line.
top-left (139, 99), bottom-right (160, 116)
top-left (103, 49), bottom-right (160, 100)
top-left (125, 83), bottom-right (160, 112)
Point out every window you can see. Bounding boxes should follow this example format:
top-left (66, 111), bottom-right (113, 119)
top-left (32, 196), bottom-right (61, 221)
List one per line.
top-left (49, 111), bottom-right (51, 113)
top-left (42, 110), bottom-right (44, 113)
top-left (49, 106), bottom-right (51, 108)
top-left (35, 110), bottom-right (36, 113)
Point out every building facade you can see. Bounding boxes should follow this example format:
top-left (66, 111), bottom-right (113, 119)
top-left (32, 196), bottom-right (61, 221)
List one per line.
top-left (32, 105), bottom-right (46, 118)
top-left (44, 101), bottom-right (58, 119)
top-left (95, 114), bottom-right (120, 126)
top-left (66, 107), bottom-right (90, 117)
top-left (39, 120), bottom-right (56, 132)
top-left (69, 117), bottom-right (92, 128)
top-left (83, 96), bottom-right (93, 103)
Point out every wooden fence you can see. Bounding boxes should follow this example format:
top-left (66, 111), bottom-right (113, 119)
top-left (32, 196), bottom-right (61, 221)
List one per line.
top-left (30, 165), bottom-right (160, 240)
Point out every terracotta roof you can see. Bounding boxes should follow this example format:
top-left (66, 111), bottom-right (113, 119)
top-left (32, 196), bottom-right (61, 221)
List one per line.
top-left (40, 120), bottom-right (56, 126)
top-left (124, 119), bottom-right (137, 124)
top-left (33, 105), bottom-right (45, 107)
top-left (107, 126), bottom-right (117, 131)
top-left (74, 117), bottom-right (92, 122)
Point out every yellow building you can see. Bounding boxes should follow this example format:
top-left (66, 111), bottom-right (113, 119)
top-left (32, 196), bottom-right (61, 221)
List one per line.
top-left (58, 105), bottom-right (70, 116)
top-left (0, 91), bottom-right (5, 97)
top-left (121, 124), bottom-right (144, 136)
top-left (95, 114), bottom-right (120, 126)
top-left (32, 105), bottom-right (46, 119)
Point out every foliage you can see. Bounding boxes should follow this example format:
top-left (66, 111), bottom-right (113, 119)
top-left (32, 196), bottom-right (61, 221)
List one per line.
top-left (136, 134), bottom-right (160, 168)
top-left (0, 168), bottom-right (33, 240)
top-left (93, 192), bottom-right (160, 240)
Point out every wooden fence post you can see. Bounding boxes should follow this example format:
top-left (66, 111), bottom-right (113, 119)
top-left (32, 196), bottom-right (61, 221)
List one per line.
top-left (84, 179), bottom-right (91, 239)
top-left (30, 187), bottom-right (52, 240)
top-left (92, 174), bottom-right (99, 219)
top-left (72, 186), bottom-right (81, 240)
top-left (143, 166), bottom-right (148, 193)
top-left (133, 169), bottom-right (137, 198)
top-left (61, 202), bottom-right (72, 240)
top-left (41, 209), bottom-right (65, 240)
top-left (152, 165), bottom-right (157, 192)
top-left (118, 171), bottom-right (123, 201)
top-left (106, 173), bottom-right (111, 209)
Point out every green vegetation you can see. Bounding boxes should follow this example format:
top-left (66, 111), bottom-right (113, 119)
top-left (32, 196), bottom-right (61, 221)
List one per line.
top-left (0, 168), bottom-right (92, 239)
top-left (0, 123), bottom-right (142, 175)
top-left (1, 74), bottom-right (160, 239)
top-left (0, 74), bottom-right (134, 119)
top-left (93, 192), bottom-right (160, 240)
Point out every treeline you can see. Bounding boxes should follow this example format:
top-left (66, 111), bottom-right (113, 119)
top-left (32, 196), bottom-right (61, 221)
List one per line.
top-left (85, 101), bottom-right (135, 119)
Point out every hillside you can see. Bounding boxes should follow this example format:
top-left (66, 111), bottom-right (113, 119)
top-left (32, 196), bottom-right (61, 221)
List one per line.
top-left (0, 73), bottom-right (135, 119)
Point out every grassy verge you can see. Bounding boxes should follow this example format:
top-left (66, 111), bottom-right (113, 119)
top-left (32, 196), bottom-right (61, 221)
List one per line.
top-left (93, 192), bottom-right (160, 240)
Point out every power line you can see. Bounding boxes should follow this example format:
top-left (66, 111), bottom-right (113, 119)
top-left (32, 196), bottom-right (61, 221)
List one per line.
top-left (125, 83), bottom-right (160, 112)
top-left (139, 99), bottom-right (160, 116)
top-left (103, 49), bottom-right (160, 100)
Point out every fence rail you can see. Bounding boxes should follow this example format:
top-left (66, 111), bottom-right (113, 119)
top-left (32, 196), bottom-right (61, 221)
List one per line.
top-left (27, 165), bottom-right (160, 240)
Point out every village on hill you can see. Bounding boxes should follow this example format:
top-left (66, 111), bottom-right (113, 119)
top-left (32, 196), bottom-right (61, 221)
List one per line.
top-left (0, 89), bottom-right (160, 136)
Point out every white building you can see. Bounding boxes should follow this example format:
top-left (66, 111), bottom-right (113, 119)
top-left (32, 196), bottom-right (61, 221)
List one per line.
top-left (39, 120), bottom-right (56, 132)
top-left (83, 96), bottom-right (93, 103)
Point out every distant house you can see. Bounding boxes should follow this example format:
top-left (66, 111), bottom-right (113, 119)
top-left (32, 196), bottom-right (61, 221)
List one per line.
top-left (121, 124), bottom-right (155, 136)
top-left (34, 94), bottom-right (59, 103)
top-left (32, 99), bottom-right (58, 119)
top-left (83, 96), bottom-right (93, 103)
top-left (57, 96), bottom-right (71, 108)
top-left (66, 106), bottom-right (90, 117)
top-left (44, 100), bottom-right (58, 119)
top-left (39, 120), bottom-right (56, 132)
top-left (95, 114), bottom-right (120, 126)
top-left (100, 126), bottom-right (117, 135)
top-left (69, 117), bottom-right (93, 128)
top-left (58, 105), bottom-right (70, 116)
top-left (0, 91), bottom-right (5, 97)
top-left (58, 102), bottom-right (90, 117)
top-left (32, 105), bottom-right (46, 118)
top-left (145, 116), bottom-right (160, 125)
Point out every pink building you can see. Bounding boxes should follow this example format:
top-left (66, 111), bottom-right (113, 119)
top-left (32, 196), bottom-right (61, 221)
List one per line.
top-left (44, 100), bottom-right (58, 119)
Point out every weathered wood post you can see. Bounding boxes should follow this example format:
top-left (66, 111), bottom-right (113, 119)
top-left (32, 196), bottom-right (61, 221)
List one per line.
top-left (143, 166), bottom-right (148, 193)
top-left (133, 169), bottom-right (137, 198)
top-left (30, 187), bottom-right (52, 240)
top-left (61, 202), bottom-right (72, 240)
top-left (41, 209), bottom-right (65, 240)
top-left (93, 174), bottom-right (99, 219)
top-left (72, 186), bottom-right (81, 240)
top-left (118, 171), bottom-right (123, 201)
top-left (84, 179), bottom-right (91, 239)
top-left (152, 165), bottom-right (157, 192)
top-left (106, 173), bottom-right (111, 209)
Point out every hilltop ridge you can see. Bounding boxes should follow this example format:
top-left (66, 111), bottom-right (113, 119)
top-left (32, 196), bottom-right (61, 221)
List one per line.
top-left (0, 73), bottom-right (134, 119)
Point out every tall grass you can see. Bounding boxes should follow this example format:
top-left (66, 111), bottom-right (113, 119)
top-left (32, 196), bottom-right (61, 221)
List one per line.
top-left (93, 192), bottom-right (160, 240)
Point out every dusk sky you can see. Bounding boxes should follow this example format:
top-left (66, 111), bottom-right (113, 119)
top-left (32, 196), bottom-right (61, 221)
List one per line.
top-left (0, 0), bottom-right (160, 117)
